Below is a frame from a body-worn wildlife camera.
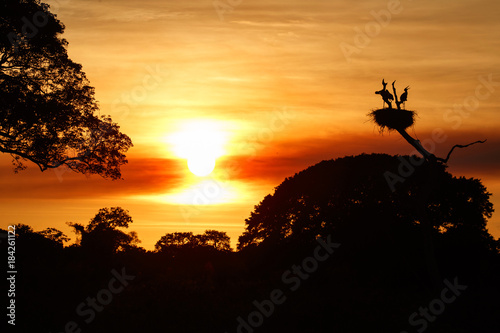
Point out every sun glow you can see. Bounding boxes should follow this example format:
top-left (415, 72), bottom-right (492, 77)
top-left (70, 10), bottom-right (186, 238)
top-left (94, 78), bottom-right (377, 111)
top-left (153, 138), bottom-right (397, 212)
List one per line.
top-left (168, 120), bottom-right (227, 177)
top-left (187, 155), bottom-right (216, 177)
top-left (160, 179), bottom-right (236, 205)
top-left (157, 119), bottom-right (251, 206)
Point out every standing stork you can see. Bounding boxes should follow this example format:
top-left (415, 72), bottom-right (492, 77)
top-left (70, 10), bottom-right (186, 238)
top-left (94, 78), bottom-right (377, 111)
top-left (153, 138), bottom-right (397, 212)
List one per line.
top-left (375, 79), bottom-right (394, 109)
top-left (400, 86), bottom-right (410, 109)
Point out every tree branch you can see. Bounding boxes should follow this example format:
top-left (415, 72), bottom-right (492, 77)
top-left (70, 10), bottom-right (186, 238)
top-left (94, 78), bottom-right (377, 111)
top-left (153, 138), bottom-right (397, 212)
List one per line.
top-left (436, 140), bottom-right (487, 164)
top-left (396, 128), bottom-right (434, 161)
top-left (0, 52), bottom-right (10, 67)
top-left (0, 131), bottom-right (16, 139)
top-left (392, 81), bottom-right (401, 110)
top-left (44, 155), bottom-right (88, 169)
top-left (0, 146), bottom-right (87, 172)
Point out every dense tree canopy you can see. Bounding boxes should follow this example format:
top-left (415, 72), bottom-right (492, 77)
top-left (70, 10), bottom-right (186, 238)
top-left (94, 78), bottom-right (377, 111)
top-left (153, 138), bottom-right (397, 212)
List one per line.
top-left (238, 154), bottom-right (496, 251)
top-left (6, 223), bottom-right (68, 256)
top-left (0, 0), bottom-right (132, 179)
top-left (155, 230), bottom-right (231, 253)
top-left (37, 226), bottom-right (70, 244)
top-left (68, 207), bottom-right (140, 254)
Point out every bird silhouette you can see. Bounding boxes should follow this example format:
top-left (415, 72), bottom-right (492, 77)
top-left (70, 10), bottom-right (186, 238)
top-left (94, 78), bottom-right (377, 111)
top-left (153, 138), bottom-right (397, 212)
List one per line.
top-left (400, 86), bottom-right (409, 109)
top-left (375, 79), bottom-right (394, 108)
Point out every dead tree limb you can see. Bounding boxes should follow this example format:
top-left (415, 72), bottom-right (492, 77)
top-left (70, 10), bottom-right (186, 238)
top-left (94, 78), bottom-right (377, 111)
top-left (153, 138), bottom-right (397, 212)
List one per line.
top-left (436, 140), bottom-right (487, 164)
top-left (396, 128), bottom-right (434, 161)
top-left (392, 81), bottom-right (402, 110)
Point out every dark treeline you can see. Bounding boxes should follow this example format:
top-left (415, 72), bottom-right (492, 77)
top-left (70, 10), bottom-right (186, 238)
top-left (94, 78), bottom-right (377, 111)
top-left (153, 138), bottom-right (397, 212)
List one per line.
top-left (3, 154), bottom-right (500, 333)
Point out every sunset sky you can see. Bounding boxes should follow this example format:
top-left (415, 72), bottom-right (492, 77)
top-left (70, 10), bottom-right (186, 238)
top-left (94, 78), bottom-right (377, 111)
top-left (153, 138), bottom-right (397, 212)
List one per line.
top-left (1, 0), bottom-right (499, 249)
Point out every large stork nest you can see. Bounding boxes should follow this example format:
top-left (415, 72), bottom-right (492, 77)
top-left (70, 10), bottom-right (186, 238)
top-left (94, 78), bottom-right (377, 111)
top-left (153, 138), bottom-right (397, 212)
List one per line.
top-left (369, 108), bottom-right (416, 132)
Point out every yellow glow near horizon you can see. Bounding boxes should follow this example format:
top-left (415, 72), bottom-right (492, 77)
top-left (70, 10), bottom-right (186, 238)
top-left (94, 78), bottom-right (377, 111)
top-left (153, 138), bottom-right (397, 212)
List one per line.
top-left (130, 175), bottom-right (240, 206)
top-left (160, 178), bottom-right (236, 205)
top-left (167, 120), bottom-right (228, 177)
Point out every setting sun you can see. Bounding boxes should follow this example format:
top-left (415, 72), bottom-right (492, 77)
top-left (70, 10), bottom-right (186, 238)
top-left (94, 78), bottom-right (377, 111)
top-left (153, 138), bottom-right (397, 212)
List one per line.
top-left (167, 120), bottom-right (228, 177)
top-left (187, 154), bottom-right (216, 177)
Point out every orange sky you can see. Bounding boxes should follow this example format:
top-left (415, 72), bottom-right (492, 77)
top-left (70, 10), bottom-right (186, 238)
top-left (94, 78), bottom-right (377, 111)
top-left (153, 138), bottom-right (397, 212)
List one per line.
top-left (1, 0), bottom-right (500, 249)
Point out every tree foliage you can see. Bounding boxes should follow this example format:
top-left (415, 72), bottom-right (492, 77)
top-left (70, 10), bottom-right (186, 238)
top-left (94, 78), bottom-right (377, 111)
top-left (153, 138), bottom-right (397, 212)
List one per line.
top-left (86, 206), bottom-right (133, 231)
top-left (0, 0), bottom-right (132, 179)
top-left (37, 227), bottom-right (70, 244)
top-left (10, 223), bottom-right (68, 252)
top-left (155, 230), bottom-right (231, 253)
top-left (238, 154), bottom-right (496, 251)
top-left (202, 229), bottom-right (231, 251)
top-left (68, 207), bottom-right (140, 253)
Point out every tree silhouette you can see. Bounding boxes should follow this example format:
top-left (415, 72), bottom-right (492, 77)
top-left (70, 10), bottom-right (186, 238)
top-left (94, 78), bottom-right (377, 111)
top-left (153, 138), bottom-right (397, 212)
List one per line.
top-left (13, 223), bottom-right (67, 245)
top-left (155, 230), bottom-right (231, 253)
top-left (0, 0), bottom-right (132, 179)
top-left (68, 207), bottom-right (140, 254)
top-left (9, 223), bottom-right (67, 259)
top-left (155, 231), bottom-right (197, 251)
top-left (370, 80), bottom-right (489, 287)
top-left (37, 227), bottom-right (70, 245)
top-left (201, 229), bottom-right (231, 251)
top-left (237, 154), bottom-right (496, 252)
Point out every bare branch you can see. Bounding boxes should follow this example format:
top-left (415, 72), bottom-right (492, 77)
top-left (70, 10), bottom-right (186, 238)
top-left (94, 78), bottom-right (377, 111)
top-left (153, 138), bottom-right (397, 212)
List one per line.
top-left (396, 128), bottom-right (434, 161)
top-left (0, 131), bottom-right (16, 139)
top-left (392, 81), bottom-right (402, 110)
top-left (436, 140), bottom-right (487, 164)
top-left (0, 146), bottom-right (86, 172)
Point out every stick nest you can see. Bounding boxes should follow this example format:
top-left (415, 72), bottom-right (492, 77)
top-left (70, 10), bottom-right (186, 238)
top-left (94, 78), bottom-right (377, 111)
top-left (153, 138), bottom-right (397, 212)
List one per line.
top-left (369, 108), bottom-right (416, 132)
